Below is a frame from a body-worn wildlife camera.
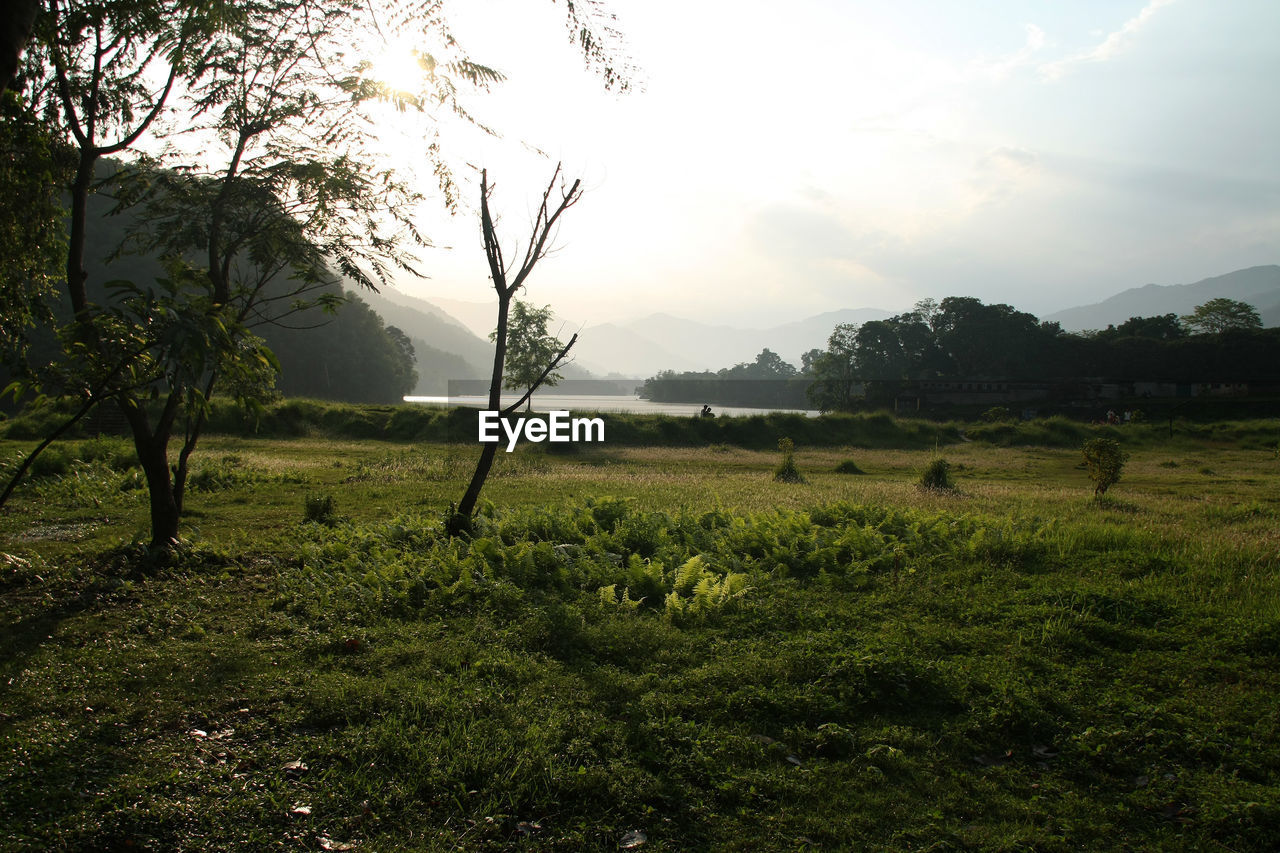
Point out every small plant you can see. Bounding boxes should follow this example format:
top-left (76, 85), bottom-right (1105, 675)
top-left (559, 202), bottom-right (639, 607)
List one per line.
top-left (773, 437), bottom-right (805, 483)
top-left (917, 457), bottom-right (953, 491)
top-left (980, 406), bottom-right (1015, 423)
top-left (1082, 438), bottom-right (1128, 498)
top-left (834, 459), bottom-right (864, 475)
top-left (303, 493), bottom-right (339, 525)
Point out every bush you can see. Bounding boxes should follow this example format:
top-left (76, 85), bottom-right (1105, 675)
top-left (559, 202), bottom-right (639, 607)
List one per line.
top-left (28, 446), bottom-right (72, 479)
top-left (918, 457), bottom-right (953, 491)
top-left (1082, 438), bottom-right (1128, 498)
top-left (303, 493), bottom-right (340, 525)
top-left (981, 406), bottom-right (1015, 423)
top-left (773, 437), bottom-right (805, 483)
top-left (834, 459), bottom-right (864, 475)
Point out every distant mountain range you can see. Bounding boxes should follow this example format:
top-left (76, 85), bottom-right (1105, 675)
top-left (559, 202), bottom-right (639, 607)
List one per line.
top-left (1043, 265), bottom-right (1280, 331)
top-left (367, 289), bottom-right (894, 380)
top-left (366, 266), bottom-right (1279, 387)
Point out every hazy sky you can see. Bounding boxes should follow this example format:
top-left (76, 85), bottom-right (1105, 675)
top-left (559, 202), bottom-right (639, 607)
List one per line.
top-left (372, 0), bottom-right (1280, 328)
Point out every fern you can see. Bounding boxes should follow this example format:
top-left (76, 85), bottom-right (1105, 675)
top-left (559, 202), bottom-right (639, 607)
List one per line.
top-left (674, 555), bottom-right (708, 594)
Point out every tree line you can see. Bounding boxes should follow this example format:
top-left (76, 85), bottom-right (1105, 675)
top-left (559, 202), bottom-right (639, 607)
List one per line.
top-left (638, 348), bottom-right (811, 409)
top-left (639, 296), bottom-right (1277, 412)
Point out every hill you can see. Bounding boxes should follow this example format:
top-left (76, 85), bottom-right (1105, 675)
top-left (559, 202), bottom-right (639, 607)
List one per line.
top-left (1044, 266), bottom-right (1280, 331)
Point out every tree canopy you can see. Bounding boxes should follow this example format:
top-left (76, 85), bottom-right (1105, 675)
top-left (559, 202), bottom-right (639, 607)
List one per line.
top-left (492, 301), bottom-right (566, 408)
top-left (1181, 298), bottom-right (1263, 335)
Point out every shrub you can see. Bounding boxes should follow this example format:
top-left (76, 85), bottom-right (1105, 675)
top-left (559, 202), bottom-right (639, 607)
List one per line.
top-left (773, 437), bottom-right (805, 483)
top-left (304, 493), bottom-right (340, 525)
top-left (918, 457), bottom-right (953, 491)
top-left (981, 406), bottom-right (1015, 423)
top-left (28, 446), bottom-right (72, 479)
top-left (834, 459), bottom-right (864, 475)
top-left (1082, 438), bottom-right (1128, 498)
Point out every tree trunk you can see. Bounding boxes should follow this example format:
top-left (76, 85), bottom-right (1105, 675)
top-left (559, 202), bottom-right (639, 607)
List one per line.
top-left (120, 399), bottom-right (180, 549)
top-left (67, 149), bottom-right (97, 324)
top-left (140, 438), bottom-right (180, 548)
top-left (450, 441), bottom-right (498, 535)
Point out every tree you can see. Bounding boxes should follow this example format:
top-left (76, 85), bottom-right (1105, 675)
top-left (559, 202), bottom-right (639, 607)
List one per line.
top-left (747, 348), bottom-right (797, 378)
top-left (1109, 313), bottom-right (1187, 341)
top-left (932, 297), bottom-right (1049, 377)
top-left (806, 323), bottom-right (860, 412)
top-left (10, 0), bottom-right (426, 544)
top-left (1082, 438), bottom-right (1127, 498)
top-left (491, 300), bottom-right (566, 411)
top-left (1181, 298), bottom-right (1262, 335)
top-left (451, 165), bottom-right (583, 534)
top-left (0, 89), bottom-right (69, 371)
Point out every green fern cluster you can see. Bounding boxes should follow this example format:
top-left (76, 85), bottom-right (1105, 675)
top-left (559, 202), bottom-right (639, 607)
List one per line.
top-left (599, 554), bottom-right (750, 622)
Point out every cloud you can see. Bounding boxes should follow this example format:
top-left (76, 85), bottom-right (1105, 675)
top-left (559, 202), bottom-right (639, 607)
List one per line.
top-left (1039, 0), bottom-right (1177, 80)
top-left (974, 23), bottom-right (1046, 82)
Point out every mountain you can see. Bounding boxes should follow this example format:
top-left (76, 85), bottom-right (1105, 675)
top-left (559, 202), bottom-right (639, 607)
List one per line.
top-left (360, 288), bottom-right (600, 392)
top-left (1044, 266), bottom-right (1280, 331)
top-left (359, 287), bottom-right (494, 376)
top-left (568, 321), bottom-right (705, 378)
top-left (1262, 299), bottom-right (1280, 328)
top-left (418, 296), bottom-right (500, 339)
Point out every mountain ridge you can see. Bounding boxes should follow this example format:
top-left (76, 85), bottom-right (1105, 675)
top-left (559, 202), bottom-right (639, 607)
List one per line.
top-left (1043, 266), bottom-right (1280, 331)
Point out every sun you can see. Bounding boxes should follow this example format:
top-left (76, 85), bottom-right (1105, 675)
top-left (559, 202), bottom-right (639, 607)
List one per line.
top-left (364, 34), bottom-right (434, 99)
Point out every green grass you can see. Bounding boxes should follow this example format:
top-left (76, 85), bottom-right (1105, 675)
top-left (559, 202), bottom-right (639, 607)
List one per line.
top-left (1, 417), bottom-right (1278, 850)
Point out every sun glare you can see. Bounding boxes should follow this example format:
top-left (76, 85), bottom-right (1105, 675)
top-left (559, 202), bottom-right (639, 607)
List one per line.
top-left (365, 35), bottom-right (432, 98)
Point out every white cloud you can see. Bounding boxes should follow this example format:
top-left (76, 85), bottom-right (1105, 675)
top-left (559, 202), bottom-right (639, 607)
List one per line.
top-left (973, 23), bottom-right (1046, 82)
top-left (1039, 0), bottom-right (1177, 80)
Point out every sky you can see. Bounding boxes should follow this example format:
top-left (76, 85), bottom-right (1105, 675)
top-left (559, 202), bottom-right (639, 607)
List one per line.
top-left (368, 0), bottom-right (1280, 328)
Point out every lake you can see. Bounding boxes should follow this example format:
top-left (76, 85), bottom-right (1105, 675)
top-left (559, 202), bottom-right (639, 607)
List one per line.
top-left (403, 394), bottom-right (820, 418)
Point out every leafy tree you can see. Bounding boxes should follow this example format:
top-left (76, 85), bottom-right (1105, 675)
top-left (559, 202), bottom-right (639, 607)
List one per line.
top-left (747, 348), bottom-right (798, 378)
top-left (0, 0), bottom-right (199, 524)
top-left (383, 325), bottom-right (417, 396)
top-left (806, 323), bottom-right (860, 412)
top-left (491, 301), bottom-right (565, 411)
top-left (853, 320), bottom-right (908, 380)
top-left (1181, 298), bottom-right (1262, 335)
top-left (0, 89), bottom-right (69, 372)
top-left (932, 297), bottom-right (1050, 378)
top-left (11, 0), bottom-right (434, 542)
top-left (1082, 437), bottom-right (1127, 498)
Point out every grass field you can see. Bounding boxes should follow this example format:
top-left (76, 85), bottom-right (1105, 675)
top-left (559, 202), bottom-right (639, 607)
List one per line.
top-left (1, 415), bottom-right (1278, 850)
